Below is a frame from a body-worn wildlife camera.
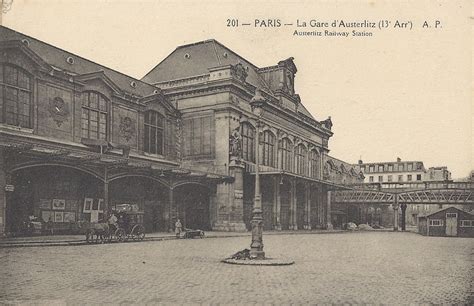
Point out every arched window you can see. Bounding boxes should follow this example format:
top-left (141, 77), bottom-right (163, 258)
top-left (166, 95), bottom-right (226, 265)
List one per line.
top-left (261, 130), bottom-right (275, 167)
top-left (280, 138), bottom-right (292, 171)
top-left (295, 144), bottom-right (307, 175)
top-left (81, 92), bottom-right (108, 140)
top-left (144, 110), bottom-right (164, 155)
top-left (241, 122), bottom-right (255, 163)
top-left (309, 150), bottom-right (320, 178)
top-left (0, 64), bottom-right (32, 128)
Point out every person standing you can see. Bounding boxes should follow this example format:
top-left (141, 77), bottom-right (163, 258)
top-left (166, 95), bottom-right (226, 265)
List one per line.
top-left (175, 219), bottom-right (183, 238)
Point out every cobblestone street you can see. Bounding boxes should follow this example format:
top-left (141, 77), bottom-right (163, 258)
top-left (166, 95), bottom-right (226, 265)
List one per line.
top-left (1, 232), bottom-right (472, 304)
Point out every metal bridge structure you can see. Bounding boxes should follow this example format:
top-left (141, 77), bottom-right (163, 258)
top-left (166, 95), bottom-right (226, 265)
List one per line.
top-left (330, 181), bottom-right (473, 230)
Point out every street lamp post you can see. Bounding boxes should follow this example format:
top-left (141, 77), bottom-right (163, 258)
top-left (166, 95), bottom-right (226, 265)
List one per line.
top-left (249, 89), bottom-right (266, 259)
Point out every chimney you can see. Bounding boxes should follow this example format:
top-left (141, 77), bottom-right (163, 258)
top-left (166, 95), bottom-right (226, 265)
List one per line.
top-left (397, 157), bottom-right (401, 162)
top-left (358, 160), bottom-right (363, 165)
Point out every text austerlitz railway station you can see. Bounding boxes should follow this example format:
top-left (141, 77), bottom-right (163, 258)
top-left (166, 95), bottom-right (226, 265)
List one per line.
top-left (0, 26), bottom-right (363, 236)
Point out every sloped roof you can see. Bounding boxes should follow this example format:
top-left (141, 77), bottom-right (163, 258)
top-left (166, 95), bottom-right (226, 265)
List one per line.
top-left (0, 26), bottom-right (158, 97)
top-left (142, 39), bottom-right (271, 92)
top-left (424, 206), bottom-right (474, 218)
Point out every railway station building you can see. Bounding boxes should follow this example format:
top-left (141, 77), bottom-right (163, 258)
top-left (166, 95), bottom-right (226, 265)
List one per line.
top-left (0, 26), bottom-right (362, 236)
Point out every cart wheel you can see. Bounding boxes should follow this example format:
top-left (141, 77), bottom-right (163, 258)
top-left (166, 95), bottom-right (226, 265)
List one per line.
top-left (132, 224), bottom-right (145, 241)
top-left (115, 228), bottom-right (126, 243)
top-left (103, 231), bottom-right (111, 243)
top-left (85, 229), bottom-right (94, 244)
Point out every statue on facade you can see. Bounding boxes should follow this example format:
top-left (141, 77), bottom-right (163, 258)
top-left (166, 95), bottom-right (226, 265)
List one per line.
top-left (229, 127), bottom-right (242, 158)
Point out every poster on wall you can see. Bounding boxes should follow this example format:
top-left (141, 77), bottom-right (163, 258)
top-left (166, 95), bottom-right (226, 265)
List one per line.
top-left (41, 210), bottom-right (52, 222)
top-left (54, 211), bottom-right (64, 223)
top-left (63, 212), bottom-right (76, 222)
top-left (52, 199), bottom-right (66, 210)
top-left (39, 199), bottom-right (51, 210)
top-left (83, 198), bottom-right (93, 213)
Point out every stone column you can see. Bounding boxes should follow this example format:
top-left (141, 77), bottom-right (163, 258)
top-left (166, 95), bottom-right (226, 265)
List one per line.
top-left (103, 166), bottom-right (109, 218)
top-left (273, 176), bottom-right (281, 230)
top-left (305, 182), bottom-right (311, 229)
top-left (222, 157), bottom-right (247, 231)
top-left (326, 190), bottom-right (333, 230)
top-left (167, 188), bottom-right (174, 232)
top-left (393, 194), bottom-right (399, 231)
top-left (0, 148), bottom-right (6, 236)
top-left (400, 203), bottom-right (407, 231)
top-left (290, 178), bottom-right (297, 230)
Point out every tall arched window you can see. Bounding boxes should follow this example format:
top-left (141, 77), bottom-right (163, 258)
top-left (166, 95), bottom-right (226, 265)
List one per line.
top-left (309, 149), bottom-right (320, 178)
top-left (0, 64), bottom-right (32, 128)
top-left (241, 122), bottom-right (255, 163)
top-left (81, 92), bottom-right (108, 140)
top-left (280, 138), bottom-right (292, 171)
top-left (295, 144), bottom-right (307, 175)
top-left (144, 110), bottom-right (164, 155)
top-left (261, 130), bottom-right (275, 167)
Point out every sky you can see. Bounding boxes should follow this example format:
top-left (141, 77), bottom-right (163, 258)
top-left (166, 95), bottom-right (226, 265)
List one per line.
top-left (2, 0), bottom-right (472, 178)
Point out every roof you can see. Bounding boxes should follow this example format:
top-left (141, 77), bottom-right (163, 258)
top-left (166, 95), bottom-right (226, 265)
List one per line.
top-left (142, 39), bottom-right (271, 92)
top-left (424, 206), bottom-right (474, 218)
top-left (0, 26), bottom-right (159, 97)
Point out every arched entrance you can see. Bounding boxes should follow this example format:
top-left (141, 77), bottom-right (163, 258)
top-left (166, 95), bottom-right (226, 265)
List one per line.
top-left (109, 176), bottom-right (168, 233)
top-left (174, 183), bottom-right (210, 230)
top-left (7, 165), bottom-right (102, 235)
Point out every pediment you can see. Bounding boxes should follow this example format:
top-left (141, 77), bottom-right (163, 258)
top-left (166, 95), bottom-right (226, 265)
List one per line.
top-left (74, 71), bottom-right (123, 95)
top-left (0, 40), bottom-right (51, 72)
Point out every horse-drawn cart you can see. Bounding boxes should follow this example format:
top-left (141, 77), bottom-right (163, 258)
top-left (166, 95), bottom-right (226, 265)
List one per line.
top-left (82, 204), bottom-right (145, 243)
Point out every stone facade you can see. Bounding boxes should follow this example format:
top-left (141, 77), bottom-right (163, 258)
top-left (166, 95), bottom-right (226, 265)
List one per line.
top-left (0, 27), bottom-right (361, 235)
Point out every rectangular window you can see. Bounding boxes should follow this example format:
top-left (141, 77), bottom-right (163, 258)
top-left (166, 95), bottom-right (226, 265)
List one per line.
top-left (460, 220), bottom-right (473, 227)
top-left (416, 174), bottom-right (422, 181)
top-left (388, 165), bottom-right (393, 172)
top-left (398, 175), bottom-right (403, 182)
top-left (398, 164), bottom-right (404, 171)
top-left (407, 174), bottom-right (412, 181)
top-left (378, 176), bottom-right (383, 182)
top-left (144, 111), bottom-right (164, 155)
top-left (182, 115), bottom-right (214, 158)
top-left (446, 213), bottom-right (457, 218)
top-left (407, 163), bottom-right (413, 171)
top-left (369, 176), bottom-right (374, 182)
top-left (388, 175), bottom-right (392, 182)
top-left (369, 166), bottom-right (375, 173)
top-left (429, 219), bottom-right (443, 226)
top-left (378, 165), bottom-right (384, 172)
top-left (0, 65), bottom-right (32, 128)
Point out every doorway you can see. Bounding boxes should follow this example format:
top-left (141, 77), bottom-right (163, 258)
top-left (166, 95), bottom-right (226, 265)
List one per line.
top-left (445, 213), bottom-right (457, 236)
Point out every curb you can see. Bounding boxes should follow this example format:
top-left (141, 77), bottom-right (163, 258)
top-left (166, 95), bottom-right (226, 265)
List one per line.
top-left (0, 229), bottom-right (394, 248)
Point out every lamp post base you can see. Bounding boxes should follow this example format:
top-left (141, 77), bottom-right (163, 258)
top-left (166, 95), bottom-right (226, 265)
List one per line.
top-left (249, 250), bottom-right (265, 260)
top-left (250, 210), bottom-right (265, 259)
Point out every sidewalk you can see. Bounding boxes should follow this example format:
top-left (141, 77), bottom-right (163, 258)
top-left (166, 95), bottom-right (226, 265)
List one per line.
top-left (0, 229), bottom-right (347, 248)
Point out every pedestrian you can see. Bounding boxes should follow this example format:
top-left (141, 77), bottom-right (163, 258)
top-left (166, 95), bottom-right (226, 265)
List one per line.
top-left (175, 219), bottom-right (182, 238)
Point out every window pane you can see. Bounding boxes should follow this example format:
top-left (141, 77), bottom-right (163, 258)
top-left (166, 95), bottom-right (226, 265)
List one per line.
top-left (156, 129), bottom-right (163, 155)
top-left (99, 97), bottom-right (107, 111)
top-left (18, 70), bottom-right (30, 89)
top-left (4, 65), bottom-right (17, 85)
top-left (89, 93), bottom-right (98, 109)
top-left (150, 127), bottom-right (157, 154)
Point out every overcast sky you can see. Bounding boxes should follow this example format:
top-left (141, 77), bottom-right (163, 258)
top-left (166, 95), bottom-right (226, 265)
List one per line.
top-left (3, 0), bottom-right (472, 178)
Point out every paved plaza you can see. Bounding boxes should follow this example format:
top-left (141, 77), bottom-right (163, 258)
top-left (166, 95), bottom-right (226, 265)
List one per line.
top-left (0, 231), bottom-right (472, 304)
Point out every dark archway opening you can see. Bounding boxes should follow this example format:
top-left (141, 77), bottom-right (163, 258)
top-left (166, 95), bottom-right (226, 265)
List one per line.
top-left (174, 184), bottom-right (210, 231)
top-left (109, 176), bottom-right (168, 233)
top-left (7, 166), bottom-right (101, 236)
